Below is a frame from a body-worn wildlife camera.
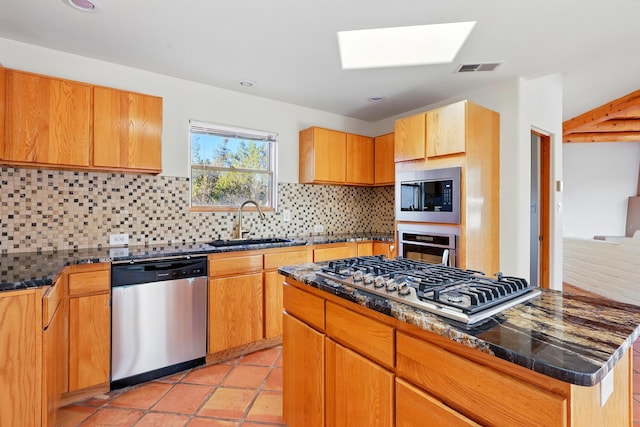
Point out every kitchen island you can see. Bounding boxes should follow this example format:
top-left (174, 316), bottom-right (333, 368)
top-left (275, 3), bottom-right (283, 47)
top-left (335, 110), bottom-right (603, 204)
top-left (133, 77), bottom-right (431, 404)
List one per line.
top-left (278, 260), bottom-right (640, 427)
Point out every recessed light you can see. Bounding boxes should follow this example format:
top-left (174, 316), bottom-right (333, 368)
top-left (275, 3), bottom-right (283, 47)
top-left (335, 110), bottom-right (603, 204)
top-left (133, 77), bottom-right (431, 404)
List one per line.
top-left (65, 0), bottom-right (102, 12)
top-left (338, 21), bottom-right (476, 70)
top-left (239, 80), bottom-right (256, 88)
top-left (367, 96), bottom-right (386, 103)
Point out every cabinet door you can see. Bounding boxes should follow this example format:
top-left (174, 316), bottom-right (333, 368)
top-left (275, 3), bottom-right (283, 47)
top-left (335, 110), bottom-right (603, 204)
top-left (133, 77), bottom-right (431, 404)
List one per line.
top-left (283, 313), bottom-right (325, 427)
top-left (0, 290), bottom-right (40, 427)
top-left (373, 241), bottom-right (395, 259)
top-left (43, 295), bottom-right (68, 427)
top-left (374, 133), bottom-right (394, 185)
top-left (93, 86), bottom-right (162, 172)
top-left (396, 378), bottom-right (481, 427)
top-left (357, 241), bottom-right (373, 256)
top-left (69, 293), bottom-right (110, 391)
top-left (208, 273), bottom-right (263, 353)
top-left (299, 127), bottom-right (346, 183)
top-left (3, 70), bottom-right (91, 166)
top-left (326, 339), bottom-right (394, 427)
top-left (346, 133), bottom-right (374, 185)
top-left (263, 270), bottom-right (284, 339)
top-left (394, 113), bottom-right (425, 162)
top-left (426, 100), bottom-right (466, 157)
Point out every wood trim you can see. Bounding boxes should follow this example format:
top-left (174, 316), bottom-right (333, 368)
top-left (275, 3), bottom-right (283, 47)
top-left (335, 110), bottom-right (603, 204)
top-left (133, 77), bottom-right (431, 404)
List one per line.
top-left (539, 132), bottom-right (551, 288)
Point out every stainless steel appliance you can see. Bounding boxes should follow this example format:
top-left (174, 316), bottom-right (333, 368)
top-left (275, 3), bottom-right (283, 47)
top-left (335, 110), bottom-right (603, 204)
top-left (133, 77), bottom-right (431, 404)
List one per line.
top-left (316, 256), bottom-right (541, 326)
top-left (111, 257), bottom-right (207, 389)
top-left (398, 223), bottom-right (457, 267)
top-left (396, 166), bottom-right (461, 224)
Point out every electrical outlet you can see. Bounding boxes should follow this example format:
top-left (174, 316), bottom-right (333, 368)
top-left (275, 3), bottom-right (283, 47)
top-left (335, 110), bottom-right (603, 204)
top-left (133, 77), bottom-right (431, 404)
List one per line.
top-left (109, 233), bottom-right (129, 246)
top-left (283, 209), bottom-right (291, 222)
top-left (313, 224), bottom-right (324, 233)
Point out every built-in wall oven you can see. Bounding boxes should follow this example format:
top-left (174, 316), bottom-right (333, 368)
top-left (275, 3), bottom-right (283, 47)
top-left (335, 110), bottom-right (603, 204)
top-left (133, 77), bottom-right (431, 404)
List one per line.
top-left (397, 223), bottom-right (458, 267)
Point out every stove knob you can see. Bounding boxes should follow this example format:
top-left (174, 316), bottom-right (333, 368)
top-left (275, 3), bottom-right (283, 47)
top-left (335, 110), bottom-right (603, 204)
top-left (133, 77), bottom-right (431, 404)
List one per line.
top-left (363, 273), bottom-right (374, 285)
top-left (352, 270), bottom-right (363, 282)
top-left (385, 279), bottom-right (398, 292)
top-left (374, 276), bottom-right (386, 288)
top-left (398, 283), bottom-right (411, 296)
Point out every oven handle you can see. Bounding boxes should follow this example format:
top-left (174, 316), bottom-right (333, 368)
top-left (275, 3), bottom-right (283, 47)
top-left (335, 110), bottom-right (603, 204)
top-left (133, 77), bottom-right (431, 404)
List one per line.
top-left (399, 240), bottom-right (455, 250)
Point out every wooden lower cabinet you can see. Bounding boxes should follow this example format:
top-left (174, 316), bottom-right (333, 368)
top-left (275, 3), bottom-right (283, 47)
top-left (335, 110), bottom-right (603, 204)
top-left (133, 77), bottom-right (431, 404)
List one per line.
top-left (396, 379), bottom-right (480, 427)
top-left (313, 242), bottom-right (357, 262)
top-left (67, 264), bottom-right (111, 393)
top-left (283, 313), bottom-right (325, 427)
top-left (208, 273), bottom-right (263, 353)
top-left (42, 276), bottom-right (68, 427)
top-left (326, 339), bottom-right (394, 427)
top-left (284, 277), bottom-right (633, 427)
top-left (0, 289), bottom-right (41, 427)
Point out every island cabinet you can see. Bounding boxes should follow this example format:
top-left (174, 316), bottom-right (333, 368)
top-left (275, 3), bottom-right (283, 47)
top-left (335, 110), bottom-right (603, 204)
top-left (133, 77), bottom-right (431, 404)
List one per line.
top-left (66, 263), bottom-right (111, 397)
top-left (0, 289), bottom-right (42, 427)
top-left (2, 69), bottom-right (92, 167)
top-left (374, 132), bottom-right (395, 185)
top-left (93, 86), bottom-right (163, 173)
top-left (283, 276), bottom-right (633, 427)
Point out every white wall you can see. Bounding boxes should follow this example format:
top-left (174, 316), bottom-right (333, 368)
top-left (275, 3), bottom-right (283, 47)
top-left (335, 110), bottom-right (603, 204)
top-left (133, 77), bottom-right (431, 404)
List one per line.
top-left (563, 142), bottom-right (640, 238)
top-left (0, 37), bottom-right (374, 182)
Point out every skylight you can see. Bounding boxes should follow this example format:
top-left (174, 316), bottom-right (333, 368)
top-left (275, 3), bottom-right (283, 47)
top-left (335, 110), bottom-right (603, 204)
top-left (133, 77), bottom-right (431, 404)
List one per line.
top-left (337, 21), bottom-right (476, 70)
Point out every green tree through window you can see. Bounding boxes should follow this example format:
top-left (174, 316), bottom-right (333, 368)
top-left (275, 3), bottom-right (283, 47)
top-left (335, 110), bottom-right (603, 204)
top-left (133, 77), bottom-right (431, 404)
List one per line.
top-left (190, 121), bottom-right (277, 208)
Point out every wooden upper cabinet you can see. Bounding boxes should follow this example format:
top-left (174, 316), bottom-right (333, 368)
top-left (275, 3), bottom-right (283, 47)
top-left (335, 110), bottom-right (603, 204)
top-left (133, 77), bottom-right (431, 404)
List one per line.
top-left (3, 70), bottom-right (91, 167)
top-left (0, 67), bottom-right (5, 153)
top-left (374, 133), bottom-right (394, 185)
top-left (394, 112), bottom-right (426, 162)
top-left (426, 100), bottom-right (466, 157)
top-left (93, 86), bottom-right (163, 173)
top-left (299, 126), bottom-right (346, 184)
top-left (346, 133), bottom-right (374, 185)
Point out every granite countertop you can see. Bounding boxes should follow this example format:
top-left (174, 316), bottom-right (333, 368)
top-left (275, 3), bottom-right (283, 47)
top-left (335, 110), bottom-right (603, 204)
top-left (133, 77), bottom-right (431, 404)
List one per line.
top-left (0, 232), bottom-right (394, 291)
top-left (277, 261), bottom-right (640, 387)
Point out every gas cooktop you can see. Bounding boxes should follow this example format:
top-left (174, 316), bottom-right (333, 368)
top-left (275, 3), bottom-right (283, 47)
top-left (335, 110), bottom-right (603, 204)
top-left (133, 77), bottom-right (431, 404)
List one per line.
top-left (316, 256), bottom-right (541, 326)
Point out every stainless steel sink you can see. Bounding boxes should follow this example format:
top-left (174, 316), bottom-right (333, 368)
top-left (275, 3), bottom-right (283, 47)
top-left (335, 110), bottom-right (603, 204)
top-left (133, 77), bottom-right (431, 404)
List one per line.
top-left (206, 237), bottom-right (292, 248)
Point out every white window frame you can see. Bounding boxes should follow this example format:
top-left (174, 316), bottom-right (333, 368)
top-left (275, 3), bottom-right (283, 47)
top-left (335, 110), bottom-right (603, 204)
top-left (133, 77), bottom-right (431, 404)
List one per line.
top-left (189, 120), bottom-right (278, 211)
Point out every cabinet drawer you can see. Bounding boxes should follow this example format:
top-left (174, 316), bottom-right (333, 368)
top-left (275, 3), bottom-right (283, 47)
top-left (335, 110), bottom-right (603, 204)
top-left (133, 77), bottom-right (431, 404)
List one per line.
top-left (396, 332), bottom-right (567, 427)
top-left (313, 244), bottom-right (357, 262)
top-left (396, 379), bottom-right (481, 427)
top-left (68, 270), bottom-right (110, 296)
top-left (209, 254), bottom-right (263, 277)
top-left (264, 248), bottom-right (311, 270)
top-left (283, 283), bottom-right (325, 332)
top-left (326, 301), bottom-right (394, 369)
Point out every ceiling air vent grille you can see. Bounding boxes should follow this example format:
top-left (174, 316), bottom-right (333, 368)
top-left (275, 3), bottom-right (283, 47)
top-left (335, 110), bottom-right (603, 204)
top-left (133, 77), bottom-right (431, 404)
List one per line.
top-left (455, 62), bottom-right (502, 73)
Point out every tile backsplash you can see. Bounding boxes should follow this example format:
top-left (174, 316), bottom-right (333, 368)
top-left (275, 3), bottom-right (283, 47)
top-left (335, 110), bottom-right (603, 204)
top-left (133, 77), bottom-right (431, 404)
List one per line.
top-left (0, 167), bottom-right (394, 253)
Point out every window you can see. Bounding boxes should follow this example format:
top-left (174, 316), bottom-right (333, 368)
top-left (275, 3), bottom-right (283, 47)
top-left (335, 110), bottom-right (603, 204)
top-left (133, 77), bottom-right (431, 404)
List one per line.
top-left (190, 120), bottom-right (277, 210)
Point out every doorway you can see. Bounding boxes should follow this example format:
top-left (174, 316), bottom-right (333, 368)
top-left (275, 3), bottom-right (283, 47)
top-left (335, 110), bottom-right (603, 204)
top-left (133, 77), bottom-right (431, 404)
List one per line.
top-left (530, 131), bottom-right (550, 288)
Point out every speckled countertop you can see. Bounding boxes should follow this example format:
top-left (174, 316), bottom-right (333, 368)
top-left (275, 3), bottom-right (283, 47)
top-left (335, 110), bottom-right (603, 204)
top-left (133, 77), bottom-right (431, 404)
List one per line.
top-left (0, 233), bottom-right (393, 291)
top-left (277, 261), bottom-right (640, 387)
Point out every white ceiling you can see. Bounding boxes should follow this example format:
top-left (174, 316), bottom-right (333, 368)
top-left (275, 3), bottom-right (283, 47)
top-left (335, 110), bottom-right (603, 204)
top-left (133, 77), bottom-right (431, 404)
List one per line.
top-left (1, 0), bottom-right (640, 122)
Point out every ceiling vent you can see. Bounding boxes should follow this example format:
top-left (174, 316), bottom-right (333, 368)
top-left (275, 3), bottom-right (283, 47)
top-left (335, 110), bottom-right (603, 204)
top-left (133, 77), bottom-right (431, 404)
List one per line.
top-left (455, 62), bottom-right (502, 73)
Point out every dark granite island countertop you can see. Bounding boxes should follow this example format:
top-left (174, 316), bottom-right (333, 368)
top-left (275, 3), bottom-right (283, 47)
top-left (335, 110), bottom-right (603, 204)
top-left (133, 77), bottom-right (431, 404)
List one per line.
top-left (278, 261), bottom-right (640, 387)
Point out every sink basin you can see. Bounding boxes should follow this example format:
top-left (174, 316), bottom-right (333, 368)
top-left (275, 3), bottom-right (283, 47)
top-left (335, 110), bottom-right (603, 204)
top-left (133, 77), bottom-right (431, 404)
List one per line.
top-left (207, 237), bottom-right (292, 248)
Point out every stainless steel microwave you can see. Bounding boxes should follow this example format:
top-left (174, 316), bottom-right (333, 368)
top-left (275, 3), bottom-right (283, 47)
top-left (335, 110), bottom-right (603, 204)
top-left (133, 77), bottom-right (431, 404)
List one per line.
top-left (395, 166), bottom-right (461, 224)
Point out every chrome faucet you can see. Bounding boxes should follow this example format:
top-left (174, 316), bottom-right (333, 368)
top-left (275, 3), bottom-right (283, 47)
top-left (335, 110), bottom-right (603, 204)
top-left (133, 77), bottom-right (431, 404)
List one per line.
top-left (236, 200), bottom-right (266, 239)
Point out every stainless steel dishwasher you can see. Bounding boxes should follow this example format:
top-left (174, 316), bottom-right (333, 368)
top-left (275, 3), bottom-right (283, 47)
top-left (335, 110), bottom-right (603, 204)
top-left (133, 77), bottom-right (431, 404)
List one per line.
top-left (110, 256), bottom-right (207, 389)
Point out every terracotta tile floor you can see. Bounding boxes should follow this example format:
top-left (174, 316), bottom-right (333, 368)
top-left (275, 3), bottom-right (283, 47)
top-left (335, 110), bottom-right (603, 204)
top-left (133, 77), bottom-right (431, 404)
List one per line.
top-left (58, 346), bottom-right (285, 427)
